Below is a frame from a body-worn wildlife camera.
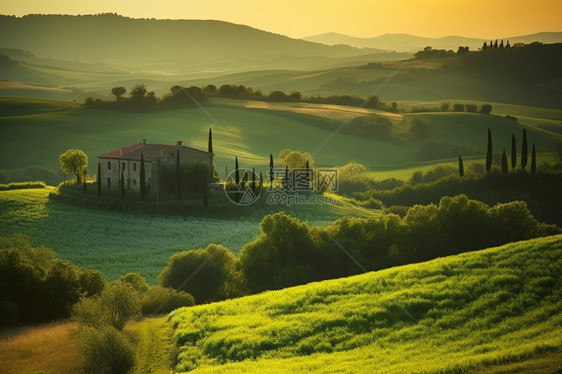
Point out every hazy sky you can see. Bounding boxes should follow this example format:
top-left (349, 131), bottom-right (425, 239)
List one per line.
top-left (1, 0), bottom-right (560, 39)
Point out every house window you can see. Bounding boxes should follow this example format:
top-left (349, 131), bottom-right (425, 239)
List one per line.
top-left (107, 178), bottom-right (111, 187)
top-left (122, 162), bottom-right (126, 170)
top-left (133, 179), bottom-right (137, 186)
top-left (133, 163), bottom-right (137, 172)
top-left (107, 161), bottom-right (111, 170)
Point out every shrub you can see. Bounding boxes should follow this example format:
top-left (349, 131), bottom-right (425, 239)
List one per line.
top-left (159, 244), bottom-right (241, 304)
top-left (466, 104), bottom-right (478, 112)
top-left (118, 272), bottom-right (149, 293)
top-left (141, 286), bottom-right (195, 315)
top-left (73, 282), bottom-right (141, 331)
top-left (453, 103), bottom-right (465, 112)
top-left (78, 326), bottom-right (136, 374)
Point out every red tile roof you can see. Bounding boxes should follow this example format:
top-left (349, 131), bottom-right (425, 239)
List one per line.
top-left (98, 141), bottom-right (209, 161)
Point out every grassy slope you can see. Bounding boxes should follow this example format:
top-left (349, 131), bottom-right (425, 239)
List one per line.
top-left (0, 322), bottom-right (82, 374)
top-left (1, 97), bottom-right (560, 179)
top-left (170, 235), bottom-right (562, 373)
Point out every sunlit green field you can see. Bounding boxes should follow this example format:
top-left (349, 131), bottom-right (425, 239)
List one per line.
top-left (0, 187), bottom-right (260, 283)
top-left (170, 235), bottom-right (562, 373)
top-left (0, 187), bottom-right (376, 283)
top-left (1, 97), bottom-right (560, 182)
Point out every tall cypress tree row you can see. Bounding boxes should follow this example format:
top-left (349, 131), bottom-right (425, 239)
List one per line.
top-left (521, 128), bottom-right (528, 170)
top-left (486, 129), bottom-right (493, 173)
top-left (531, 144), bottom-right (537, 175)
top-left (140, 153), bottom-right (146, 201)
top-left (208, 128), bottom-right (213, 154)
top-left (501, 149), bottom-right (508, 173)
top-left (458, 155), bottom-right (464, 177)
top-left (176, 149), bottom-right (182, 201)
top-left (511, 133), bottom-right (517, 170)
top-left (235, 156), bottom-right (240, 203)
top-left (97, 163), bottom-right (101, 197)
top-left (269, 154), bottom-right (274, 188)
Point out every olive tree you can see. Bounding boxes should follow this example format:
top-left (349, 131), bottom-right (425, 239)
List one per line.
top-left (60, 148), bottom-right (88, 183)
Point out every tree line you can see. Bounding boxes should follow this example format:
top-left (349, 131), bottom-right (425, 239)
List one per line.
top-left (83, 83), bottom-right (398, 113)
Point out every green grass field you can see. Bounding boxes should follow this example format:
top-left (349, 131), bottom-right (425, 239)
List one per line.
top-left (0, 187), bottom-right (376, 283)
top-left (1, 97), bottom-right (560, 184)
top-left (170, 235), bottom-right (562, 373)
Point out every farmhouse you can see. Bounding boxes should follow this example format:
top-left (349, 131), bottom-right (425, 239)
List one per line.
top-left (97, 139), bottom-right (213, 191)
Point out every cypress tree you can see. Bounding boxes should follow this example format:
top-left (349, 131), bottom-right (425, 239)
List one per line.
top-left (83, 170), bottom-right (87, 194)
top-left (486, 128), bottom-right (493, 173)
top-left (176, 149), bottom-right (182, 201)
top-left (259, 172), bottom-right (263, 190)
top-left (235, 156), bottom-right (240, 203)
top-left (208, 128), bottom-right (213, 154)
top-left (511, 133), bottom-right (517, 170)
top-left (269, 154), bottom-right (274, 188)
top-left (140, 153), bottom-right (146, 201)
top-left (251, 167), bottom-right (256, 193)
top-left (501, 149), bottom-right (508, 173)
top-left (521, 128), bottom-right (528, 170)
top-left (458, 155), bottom-right (464, 177)
top-left (284, 165), bottom-right (290, 190)
top-left (305, 159), bottom-right (311, 188)
top-left (531, 144), bottom-right (537, 175)
top-left (97, 163), bottom-right (101, 197)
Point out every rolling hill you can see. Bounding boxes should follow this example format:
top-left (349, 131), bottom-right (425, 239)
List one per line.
top-left (169, 235), bottom-right (562, 373)
top-left (1, 97), bottom-right (560, 183)
top-left (0, 14), bottom-right (387, 72)
top-left (303, 31), bottom-right (562, 52)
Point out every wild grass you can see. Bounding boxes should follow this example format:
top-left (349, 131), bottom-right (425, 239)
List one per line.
top-left (124, 317), bottom-right (174, 374)
top-left (0, 322), bottom-right (82, 374)
top-left (170, 235), bottom-right (562, 373)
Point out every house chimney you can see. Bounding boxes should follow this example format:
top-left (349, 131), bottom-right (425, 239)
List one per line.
top-left (176, 140), bottom-right (183, 146)
top-left (142, 139), bottom-right (146, 145)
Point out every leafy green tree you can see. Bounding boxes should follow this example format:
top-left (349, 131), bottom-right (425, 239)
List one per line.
top-left (453, 103), bottom-right (465, 112)
top-left (158, 244), bottom-right (241, 303)
top-left (78, 326), bottom-right (136, 374)
top-left (278, 148), bottom-right (314, 169)
top-left (60, 148), bottom-right (88, 183)
top-left (141, 286), bottom-right (195, 315)
top-left (72, 281), bottom-right (141, 331)
top-left (130, 84), bottom-right (147, 100)
top-left (239, 212), bottom-right (317, 291)
top-left (110, 86), bottom-right (126, 101)
top-left (118, 273), bottom-right (148, 293)
top-left (521, 128), bottom-right (528, 170)
top-left (511, 133), bottom-right (517, 170)
top-left (486, 129), bottom-right (493, 173)
top-left (79, 269), bottom-right (105, 298)
top-left (479, 104), bottom-right (492, 114)
top-left (440, 103), bottom-right (450, 112)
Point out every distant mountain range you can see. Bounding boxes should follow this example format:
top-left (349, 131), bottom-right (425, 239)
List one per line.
top-left (303, 32), bottom-right (562, 52)
top-left (0, 14), bottom-right (390, 72)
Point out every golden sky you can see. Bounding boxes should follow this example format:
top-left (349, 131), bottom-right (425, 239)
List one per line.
top-left (1, 0), bottom-right (561, 38)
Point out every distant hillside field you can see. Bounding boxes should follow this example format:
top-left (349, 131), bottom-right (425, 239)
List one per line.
top-left (170, 235), bottom-right (562, 373)
top-left (0, 97), bottom-right (560, 183)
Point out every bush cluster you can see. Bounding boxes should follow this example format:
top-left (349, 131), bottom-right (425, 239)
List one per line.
top-left (0, 234), bottom-right (104, 326)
